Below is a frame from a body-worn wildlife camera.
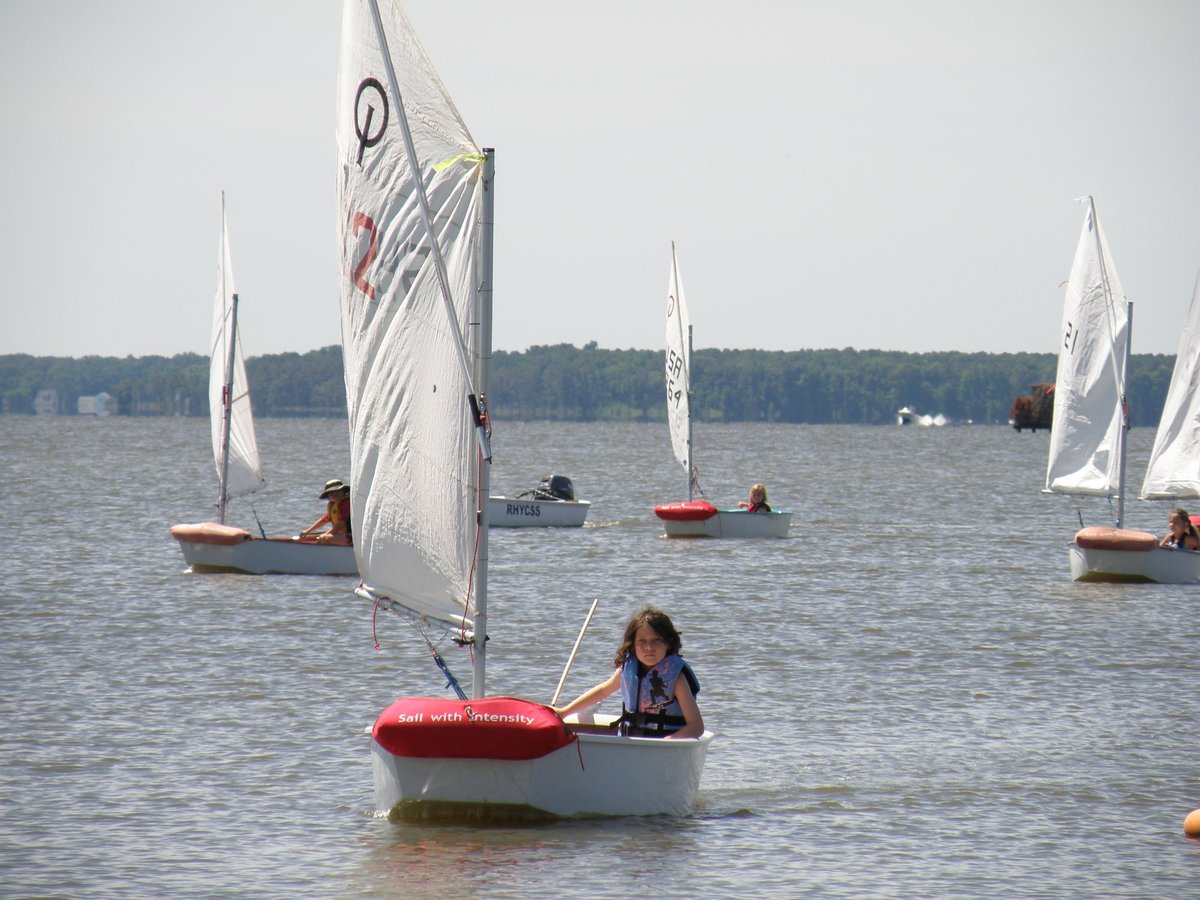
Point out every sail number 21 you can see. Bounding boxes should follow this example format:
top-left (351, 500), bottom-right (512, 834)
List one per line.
top-left (1063, 320), bottom-right (1079, 355)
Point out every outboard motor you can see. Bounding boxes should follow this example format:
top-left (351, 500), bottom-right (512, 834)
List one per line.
top-left (538, 474), bottom-right (575, 501)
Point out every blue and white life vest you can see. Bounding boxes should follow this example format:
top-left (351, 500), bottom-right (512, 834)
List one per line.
top-left (617, 653), bottom-right (700, 736)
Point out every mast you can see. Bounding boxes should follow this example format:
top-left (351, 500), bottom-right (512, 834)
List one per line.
top-left (472, 148), bottom-right (495, 699)
top-left (217, 291), bottom-right (239, 526)
top-left (1086, 196), bottom-right (1131, 527)
top-left (1116, 301), bottom-right (1132, 527)
top-left (686, 321), bottom-right (694, 501)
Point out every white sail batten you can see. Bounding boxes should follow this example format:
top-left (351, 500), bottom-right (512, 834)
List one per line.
top-left (337, 0), bottom-right (484, 633)
top-left (1045, 200), bottom-right (1130, 498)
top-left (665, 242), bottom-right (691, 491)
top-left (1141, 270), bottom-right (1200, 500)
top-left (208, 195), bottom-right (265, 512)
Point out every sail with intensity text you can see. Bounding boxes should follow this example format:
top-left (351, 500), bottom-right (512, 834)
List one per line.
top-left (336, 0), bottom-right (485, 632)
top-left (209, 193), bottom-right (265, 519)
top-left (1141, 271), bottom-right (1200, 500)
top-left (665, 242), bottom-right (691, 493)
top-left (1045, 198), bottom-right (1130, 498)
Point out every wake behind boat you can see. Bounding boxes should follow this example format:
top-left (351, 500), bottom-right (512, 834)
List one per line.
top-left (1047, 197), bottom-right (1200, 583)
top-left (170, 195), bottom-right (357, 576)
top-left (652, 243), bottom-right (790, 538)
top-left (338, 0), bottom-right (709, 819)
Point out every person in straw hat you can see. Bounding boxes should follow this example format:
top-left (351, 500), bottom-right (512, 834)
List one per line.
top-left (299, 479), bottom-right (352, 544)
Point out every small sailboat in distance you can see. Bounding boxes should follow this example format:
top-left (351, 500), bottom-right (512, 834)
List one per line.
top-left (1048, 197), bottom-right (1200, 582)
top-left (653, 243), bottom-right (791, 537)
top-left (170, 195), bottom-right (357, 576)
top-left (339, 0), bottom-right (711, 819)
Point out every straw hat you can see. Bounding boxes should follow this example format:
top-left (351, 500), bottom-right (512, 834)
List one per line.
top-left (319, 478), bottom-right (348, 498)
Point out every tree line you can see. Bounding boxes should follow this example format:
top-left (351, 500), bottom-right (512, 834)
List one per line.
top-left (0, 343), bottom-right (1177, 427)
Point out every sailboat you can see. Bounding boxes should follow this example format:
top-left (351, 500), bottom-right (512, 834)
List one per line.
top-left (170, 196), bottom-right (357, 576)
top-left (339, 0), bottom-right (711, 818)
top-left (653, 243), bottom-right (791, 537)
top-left (1047, 197), bottom-right (1200, 583)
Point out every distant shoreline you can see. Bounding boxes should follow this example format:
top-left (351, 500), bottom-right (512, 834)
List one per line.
top-left (1, 344), bottom-right (1175, 426)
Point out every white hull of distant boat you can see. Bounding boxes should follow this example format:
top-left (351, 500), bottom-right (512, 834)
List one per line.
top-left (1069, 539), bottom-right (1200, 584)
top-left (655, 503), bottom-right (791, 538)
top-left (171, 523), bottom-right (357, 575)
top-left (372, 711), bottom-right (711, 819)
top-left (487, 497), bottom-right (591, 528)
top-left (655, 244), bottom-right (790, 538)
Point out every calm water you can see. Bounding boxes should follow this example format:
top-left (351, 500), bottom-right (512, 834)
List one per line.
top-left (2, 416), bottom-right (1198, 897)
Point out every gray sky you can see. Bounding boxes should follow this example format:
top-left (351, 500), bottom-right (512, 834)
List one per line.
top-left (3, 0), bottom-right (1199, 359)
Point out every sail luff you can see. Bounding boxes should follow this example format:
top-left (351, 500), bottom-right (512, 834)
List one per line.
top-left (1045, 198), bottom-right (1130, 503)
top-left (216, 291), bottom-right (239, 523)
top-left (1140, 270), bottom-right (1200, 500)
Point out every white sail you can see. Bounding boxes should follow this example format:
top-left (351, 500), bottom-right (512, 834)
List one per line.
top-left (208, 196), bottom-right (265, 509)
top-left (1045, 200), bottom-right (1129, 497)
top-left (1141, 271), bottom-right (1200, 500)
top-left (336, 0), bottom-right (484, 632)
top-left (665, 242), bottom-right (691, 483)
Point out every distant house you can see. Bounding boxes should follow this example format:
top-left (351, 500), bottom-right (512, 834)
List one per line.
top-left (77, 392), bottom-right (113, 416)
top-left (33, 388), bottom-right (58, 415)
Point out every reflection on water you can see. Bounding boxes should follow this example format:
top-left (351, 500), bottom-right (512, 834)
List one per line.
top-left (1, 417), bottom-right (1197, 897)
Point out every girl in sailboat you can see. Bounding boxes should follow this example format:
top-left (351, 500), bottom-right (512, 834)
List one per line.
top-left (554, 606), bottom-right (703, 739)
top-left (300, 479), bottom-right (352, 544)
top-left (1159, 508), bottom-right (1200, 550)
top-left (738, 483), bottom-right (771, 512)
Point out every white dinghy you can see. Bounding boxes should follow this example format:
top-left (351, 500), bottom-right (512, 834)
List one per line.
top-left (489, 475), bottom-right (591, 528)
top-left (653, 243), bottom-right (790, 538)
top-left (170, 196), bottom-right (357, 576)
top-left (337, 0), bottom-right (710, 820)
top-left (1047, 197), bottom-right (1200, 583)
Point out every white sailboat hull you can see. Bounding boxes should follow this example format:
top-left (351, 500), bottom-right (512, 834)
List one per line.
top-left (487, 497), bottom-right (590, 528)
top-left (171, 523), bottom-right (358, 575)
top-left (1069, 542), bottom-right (1200, 583)
top-left (372, 716), bottom-right (712, 819)
top-left (660, 508), bottom-right (791, 538)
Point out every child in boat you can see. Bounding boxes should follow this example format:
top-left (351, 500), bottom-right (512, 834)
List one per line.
top-left (738, 483), bottom-right (771, 512)
top-left (299, 479), bottom-right (352, 544)
top-left (554, 606), bottom-right (703, 739)
top-left (1159, 508), bottom-right (1200, 550)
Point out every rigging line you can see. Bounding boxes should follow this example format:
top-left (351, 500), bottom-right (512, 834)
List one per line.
top-left (431, 646), bottom-right (467, 700)
top-left (249, 504), bottom-right (266, 539)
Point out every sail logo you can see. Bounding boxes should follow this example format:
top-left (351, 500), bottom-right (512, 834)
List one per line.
top-left (394, 711), bottom-right (467, 723)
top-left (353, 77), bottom-right (388, 165)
